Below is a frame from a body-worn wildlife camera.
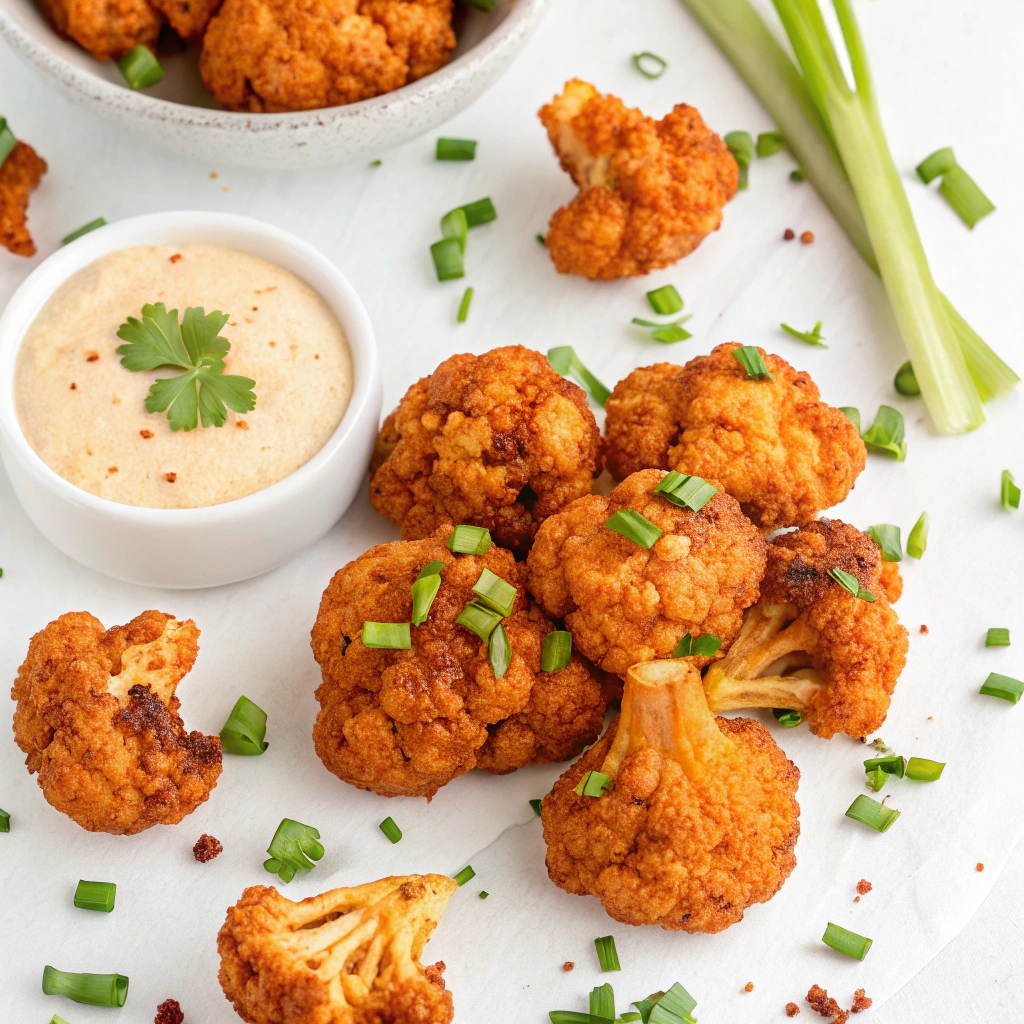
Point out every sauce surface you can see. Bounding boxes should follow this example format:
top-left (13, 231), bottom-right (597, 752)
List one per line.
top-left (15, 243), bottom-right (353, 508)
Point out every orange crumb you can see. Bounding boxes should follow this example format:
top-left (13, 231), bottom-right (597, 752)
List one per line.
top-left (919, 624), bottom-right (929, 634)
top-left (806, 985), bottom-right (847, 1024)
top-left (107, 466), bottom-right (118, 474)
top-left (268, 340), bottom-right (276, 347)
top-left (235, 420), bottom-right (249, 430)
top-left (251, 306), bottom-right (258, 311)
top-left (169, 253), bottom-right (183, 263)
top-left (210, 171), bottom-right (218, 179)
top-left (800, 230), bottom-right (815, 244)
top-left (223, 186), bottom-right (229, 193)
top-left (977, 863), bottom-right (985, 872)
top-left (140, 429), bottom-right (153, 439)
top-left (164, 472), bottom-right (177, 483)
top-left (85, 351), bottom-right (99, 362)
top-left (744, 982), bottom-right (754, 993)
top-left (783, 228), bottom-right (795, 240)
top-left (786, 1004), bottom-right (801, 1018)
top-left (315, 353), bottom-right (320, 359)
top-left (563, 961), bottom-right (574, 972)
top-left (850, 990), bottom-right (872, 1014)
top-left (856, 879), bottom-right (872, 895)
top-left (853, 896), bottom-right (860, 903)
top-left (70, 382), bottom-right (77, 390)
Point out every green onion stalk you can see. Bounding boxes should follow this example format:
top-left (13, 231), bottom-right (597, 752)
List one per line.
top-left (679, 0), bottom-right (1018, 433)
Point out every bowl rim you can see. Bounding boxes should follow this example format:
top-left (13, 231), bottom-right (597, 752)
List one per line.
top-left (0, 210), bottom-right (379, 524)
top-left (0, 0), bottom-right (547, 132)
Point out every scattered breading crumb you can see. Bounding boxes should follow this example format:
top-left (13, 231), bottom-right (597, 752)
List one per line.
top-left (744, 982), bottom-right (755, 992)
top-left (70, 382), bottom-right (77, 390)
top-left (86, 351), bottom-right (99, 362)
top-left (800, 230), bottom-right (815, 244)
top-left (235, 420), bottom-right (249, 430)
top-left (977, 862), bottom-right (985, 872)
top-left (562, 961), bottom-right (574, 972)
top-left (806, 985), bottom-right (848, 1023)
top-left (210, 171), bottom-right (218, 179)
top-left (786, 1004), bottom-right (801, 1017)
top-left (107, 466), bottom-right (118, 474)
top-left (169, 253), bottom-right (183, 263)
top-left (920, 624), bottom-right (929, 634)
top-left (155, 998), bottom-right (184, 1024)
top-left (164, 472), bottom-right (177, 483)
top-left (856, 879), bottom-right (872, 895)
top-left (850, 989), bottom-right (872, 1014)
top-left (853, 896), bottom-right (860, 903)
top-left (927, 715), bottom-right (933, 721)
top-left (784, 228), bottom-right (795, 240)
top-left (193, 833), bottom-right (222, 862)
top-left (140, 429), bottom-right (154, 439)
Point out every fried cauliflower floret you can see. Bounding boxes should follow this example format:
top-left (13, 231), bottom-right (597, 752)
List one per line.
top-left (218, 875), bottom-right (456, 1024)
top-left (37, 0), bottom-right (161, 60)
top-left (604, 344), bottom-right (867, 531)
top-left (542, 659), bottom-right (800, 933)
top-left (311, 529), bottom-right (609, 799)
top-left (369, 345), bottom-right (601, 555)
top-left (526, 469), bottom-right (766, 677)
top-left (199, 0), bottom-right (455, 114)
top-left (12, 610), bottom-right (222, 834)
top-left (538, 79), bottom-right (738, 280)
top-left (0, 140), bottom-right (47, 258)
top-left (703, 519), bottom-right (909, 739)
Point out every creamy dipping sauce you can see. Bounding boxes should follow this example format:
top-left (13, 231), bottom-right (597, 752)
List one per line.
top-left (15, 243), bottom-right (353, 509)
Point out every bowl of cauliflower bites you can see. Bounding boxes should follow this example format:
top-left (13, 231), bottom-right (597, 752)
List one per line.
top-left (0, 0), bottom-right (550, 166)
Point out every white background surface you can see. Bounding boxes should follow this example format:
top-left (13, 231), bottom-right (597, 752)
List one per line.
top-left (1, 0), bottom-right (1022, 1021)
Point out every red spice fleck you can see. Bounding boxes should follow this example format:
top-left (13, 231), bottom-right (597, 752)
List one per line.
top-left (927, 715), bottom-right (933, 721)
top-left (235, 420), bottom-right (249, 430)
top-left (154, 999), bottom-right (184, 1024)
top-left (315, 353), bottom-right (320, 359)
top-left (806, 985), bottom-right (847, 1023)
top-left (268, 340), bottom-right (276, 347)
top-left (107, 466), bottom-right (118, 474)
top-left (563, 962), bottom-right (575, 972)
top-left (977, 862), bottom-right (985, 872)
top-left (920, 624), bottom-right (929, 634)
top-left (853, 896), bottom-right (860, 903)
top-left (850, 990), bottom-right (872, 1014)
top-left (744, 982), bottom-right (754, 993)
top-left (86, 351), bottom-right (99, 362)
top-left (800, 230), bottom-right (815, 244)
top-left (169, 253), bottom-right (183, 264)
top-left (786, 1004), bottom-right (801, 1017)
top-left (783, 228), bottom-right (795, 240)
top-left (856, 879), bottom-right (872, 895)
top-left (251, 306), bottom-right (258, 311)
top-left (140, 429), bottom-right (154, 439)
top-left (70, 382), bottom-right (77, 390)
top-left (164, 472), bottom-right (177, 483)
top-left (193, 833), bottom-right (223, 862)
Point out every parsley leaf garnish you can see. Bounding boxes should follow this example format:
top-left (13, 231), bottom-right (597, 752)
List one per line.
top-left (116, 303), bottom-right (257, 431)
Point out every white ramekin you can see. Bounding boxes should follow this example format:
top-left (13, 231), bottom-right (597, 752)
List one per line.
top-left (0, 211), bottom-right (382, 588)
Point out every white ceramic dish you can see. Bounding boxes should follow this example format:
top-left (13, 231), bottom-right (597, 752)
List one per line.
top-left (0, 0), bottom-right (549, 168)
top-left (0, 210), bottom-right (381, 589)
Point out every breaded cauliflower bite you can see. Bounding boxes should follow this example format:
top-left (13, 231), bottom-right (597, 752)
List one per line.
top-left (37, 0), bottom-right (161, 60)
top-left (369, 346), bottom-right (601, 555)
top-left (542, 660), bottom-right (800, 933)
top-left (0, 140), bottom-right (47, 258)
top-left (703, 519), bottom-right (909, 739)
top-left (12, 610), bottom-right (222, 834)
top-left (219, 874), bottom-right (456, 1024)
top-left (526, 469), bottom-right (766, 677)
top-left (604, 344), bottom-right (866, 531)
top-left (311, 528), bottom-right (609, 798)
top-left (199, 0), bottom-right (455, 113)
top-left (538, 79), bottom-right (738, 279)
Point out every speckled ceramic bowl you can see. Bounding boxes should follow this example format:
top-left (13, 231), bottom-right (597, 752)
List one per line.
top-left (0, 0), bottom-right (549, 168)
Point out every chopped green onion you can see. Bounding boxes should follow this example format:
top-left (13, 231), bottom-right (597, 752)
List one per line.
top-left (646, 284), bottom-right (683, 315)
top-left (861, 405), bottom-right (907, 460)
top-left (828, 567), bottom-right (875, 603)
top-left (907, 512), bottom-right (929, 559)
top-left (619, 1015), bottom-right (642, 1023)
top-left (453, 865), bottom-right (476, 886)
top-left (822, 922), bottom-right (873, 961)
top-left (938, 165), bottom-right (996, 229)
top-left (0, 117), bottom-right (15, 169)
top-left (457, 197), bottom-right (497, 227)
top-left (654, 471), bottom-right (717, 512)
top-left (447, 525), bottom-right (491, 554)
top-left (50, 1016), bottom-right (71, 1024)
top-left (594, 935), bottom-right (621, 972)
top-left (631, 316), bottom-right (691, 330)
top-left (980, 672), bottom-right (1024, 704)
top-left (905, 757), bottom-right (945, 782)
top-left (864, 766), bottom-right (887, 792)
top-left (457, 287), bottom-right (473, 323)
top-left (0, 808), bottom-right (8, 832)
top-left (541, 630), bottom-right (573, 672)
top-left (894, 361), bottom-right (921, 396)
top-left (916, 147), bottom-right (956, 184)
top-left (732, 345), bottom-right (773, 379)
top-left (865, 524), bottom-right (902, 562)
top-left (651, 324), bottom-right (692, 344)
top-left (839, 407), bottom-right (861, 432)
top-left (724, 130), bottom-right (754, 189)
top-left (591, 983), bottom-right (616, 1018)
top-left (117, 45), bottom-right (164, 89)
top-left (74, 880), bottom-right (116, 913)
top-left (411, 573), bottom-right (442, 626)
top-left (790, 168), bottom-right (805, 182)
top-left (864, 754), bottom-right (906, 777)
top-left (1001, 469), bottom-right (1020, 511)
top-left (773, 708), bottom-right (803, 728)
top-left (219, 695), bottom-right (269, 755)
top-left (472, 567), bottom-right (517, 617)
top-left (62, 217), bottom-right (106, 245)
top-left (530, 798), bottom-right (543, 816)
top-left (548, 1014), bottom-right (605, 1024)
top-left (489, 623), bottom-right (512, 679)
top-left (440, 207), bottom-right (468, 253)
top-left (456, 601), bottom-right (503, 641)
top-left (378, 816), bottom-right (402, 843)
top-left (417, 560), bottom-right (444, 579)
top-left (436, 138), bottom-right (477, 161)
top-left (780, 320), bottom-right (826, 346)
top-left (369, 159), bottom-right (382, 167)
top-left (574, 770), bottom-right (612, 798)
top-left (462, 0), bottom-right (496, 8)
top-left (548, 346), bottom-right (612, 406)
top-left (263, 818), bottom-right (324, 883)
top-left (639, 982), bottom-right (698, 1022)
top-left (42, 966), bottom-right (129, 1007)
top-left (870, 737), bottom-right (892, 754)
top-left (605, 509), bottom-right (663, 549)
top-left (478, 890), bottom-right (489, 899)
top-left (633, 52), bottom-right (667, 79)
top-left (362, 621), bottom-right (412, 649)
top-left (986, 628), bottom-right (1011, 648)
top-left (673, 633), bottom-right (722, 658)
top-left (430, 237), bottom-right (465, 281)
top-left (757, 130), bottom-right (785, 157)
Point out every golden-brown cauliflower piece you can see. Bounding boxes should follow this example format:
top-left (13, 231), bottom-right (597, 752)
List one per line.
top-left (1, 139), bottom-right (47, 258)
top-left (538, 79), bottom-right (738, 279)
top-left (311, 528), bottom-right (610, 799)
top-left (218, 874), bottom-right (456, 1024)
top-left (37, 0), bottom-right (161, 60)
top-left (542, 659), bottom-right (800, 933)
top-left (12, 610), bottom-right (222, 834)
top-left (369, 346), bottom-right (601, 555)
top-left (526, 469), bottom-right (766, 677)
top-left (199, 0), bottom-right (455, 113)
top-left (703, 519), bottom-right (909, 739)
top-left (604, 344), bottom-right (867, 531)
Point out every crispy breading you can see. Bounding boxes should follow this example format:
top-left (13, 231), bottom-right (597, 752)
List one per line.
top-left (704, 519), bottom-right (910, 739)
top-left (369, 346), bottom-right (601, 555)
top-left (538, 79), bottom-right (737, 279)
top-left (37, 0), bottom-right (161, 60)
top-left (542, 661), bottom-right (800, 933)
top-left (199, 0), bottom-right (455, 113)
top-left (526, 469), bottom-right (766, 677)
top-left (11, 610), bottom-right (221, 834)
top-left (149, 0), bottom-right (222, 38)
top-left (0, 141), bottom-right (47, 258)
top-left (218, 875), bottom-right (456, 1024)
top-left (310, 529), bottom-right (609, 798)
top-left (603, 344), bottom-right (866, 530)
